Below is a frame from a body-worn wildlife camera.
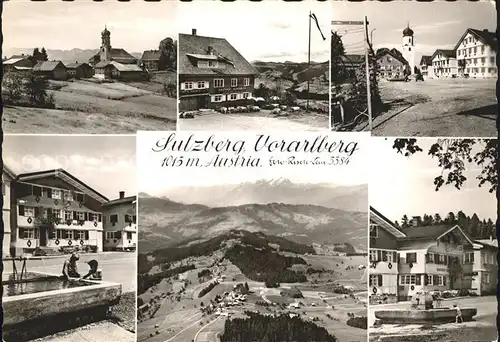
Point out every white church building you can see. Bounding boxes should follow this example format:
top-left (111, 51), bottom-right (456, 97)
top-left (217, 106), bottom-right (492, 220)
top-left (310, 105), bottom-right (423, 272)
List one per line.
top-left (401, 23), bottom-right (416, 74)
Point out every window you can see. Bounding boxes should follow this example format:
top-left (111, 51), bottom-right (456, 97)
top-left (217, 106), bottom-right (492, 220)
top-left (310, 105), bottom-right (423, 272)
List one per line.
top-left (64, 210), bottom-right (73, 221)
top-left (244, 78), bottom-right (250, 86)
top-left (89, 213), bottom-right (99, 222)
top-left (214, 79), bottom-right (224, 88)
top-left (229, 93), bottom-right (238, 101)
top-left (64, 230), bottom-right (74, 240)
top-left (76, 211), bottom-right (85, 220)
top-left (369, 224), bottom-right (378, 238)
top-left (110, 214), bottom-right (118, 224)
top-left (400, 275), bottom-right (420, 285)
top-left (184, 82), bottom-right (193, 90)
top-left (197, 60), bottom-right (208, 68)
top-left (490, 57), bottom-right (495, 64)
top-left (369, 274), bottom-right (382, 287)
top-left (21, 228), bottom-right (35, 239)
top-left (212, 95), bottom-right (223, 102)
top-left (481, 67), bottom-right (485, 73)
top-left (369, 250), bottom-right (377, 262)
top-left (33, 186), bottom-right (42, 197)
top-left (209, 60), bottom-right (217, 67)
top-left (24, 206), bottom-right (35, 217)
top-left (114, 231), bottom-right (122, 239)
top-left (406, 253), bottom-right (417, 264)
top-left (197, 81), bottom-right (206, 89)
top-left (231, 78), bottom-right (238, 87)
top-left (63, 191), bottom-right (72, 201)
top-left (463, 252), bottom-right (473, 264)
top-left (243, 92), bottom-right (250, 99)
top-left (126, 232), bottom-right (133, 240)
top-left (125, 214), bottom-right (133, 223)
top-left (52, 189), bottom-right (62, 199)
top-left (53, 210), bottom-right (62, 219)
top-left (426, 275), bottom-right (433, 285)
top-left (76, 230), bottom-right (86, 240)
top-left (484, 273), bottom-right (490, 284)
top-left (426, 253), bottom-right (434, 263)
top-left (74, 193), bottom-right (84, 202)
top-left (434, 275), bottom-right (444, 286)
top-left (106, 232), bottom-right (114, 239)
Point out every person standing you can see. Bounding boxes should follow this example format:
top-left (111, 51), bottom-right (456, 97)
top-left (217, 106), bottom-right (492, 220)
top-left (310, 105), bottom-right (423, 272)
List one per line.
top-left (454, 304), bottom-right (463, 324)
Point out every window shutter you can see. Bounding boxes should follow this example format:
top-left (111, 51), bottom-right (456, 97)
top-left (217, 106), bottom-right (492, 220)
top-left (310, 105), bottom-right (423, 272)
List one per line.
top-left (73, 211), bottom-right (77, 220)
top-left (47, 188), bottom-right (52, 198)
top-left (443, 276), bottom-right (447, 286)
top-left (382, 251), bottom-right (387, 262)
top-left (393, 252), bottom-right (397, 262)
top-left (85, 231), bottom-right (89, 240)
top-left (84, 212), bottom-right (88, 221)
top-left (377, 250), bottom-right (381, 261)
top-left (180, 83), bottom-right (185, 90)
top-left (425, 254), bottom-right (429, 263)
top-left (424, 275), bottom-right (428, 285)
top-left (378, 274), bottom-right (383, 286)
top-left (433, 275), bottom-right (438, 285)
top-left (415, 275), bottom-right (421, 285)
top-left (98, 214), bottom-right (102, 222)
top-left (205, 81), bottom-right (209, 89)
top-left (34, 207), bottom-right (40, 217)
top-left (19, 205), bottom-right (25, 216)
top-left (47, 208), bottom-right (52, 217)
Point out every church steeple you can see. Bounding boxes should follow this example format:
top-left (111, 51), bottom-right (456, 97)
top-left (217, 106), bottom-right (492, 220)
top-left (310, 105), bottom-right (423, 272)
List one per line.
top-left (100, 25), bottom-right (112, 62)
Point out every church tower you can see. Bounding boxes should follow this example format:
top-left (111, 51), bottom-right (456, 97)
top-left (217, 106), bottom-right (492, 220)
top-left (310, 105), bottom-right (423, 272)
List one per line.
top-left (100, 25), bottom-right (112, 62)
top-left (401, 22), bottom-right (416, 74)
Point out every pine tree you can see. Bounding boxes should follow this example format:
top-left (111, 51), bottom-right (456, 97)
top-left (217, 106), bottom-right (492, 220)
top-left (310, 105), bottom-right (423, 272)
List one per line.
top-left (401, 215), bottom-right (409, 228)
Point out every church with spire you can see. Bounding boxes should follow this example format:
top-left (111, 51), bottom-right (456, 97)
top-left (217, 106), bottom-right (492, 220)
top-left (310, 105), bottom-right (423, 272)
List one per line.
top-left (88, 26), bottom-right (138, 67)
top-left (401, 22), bottom-right (416, 74)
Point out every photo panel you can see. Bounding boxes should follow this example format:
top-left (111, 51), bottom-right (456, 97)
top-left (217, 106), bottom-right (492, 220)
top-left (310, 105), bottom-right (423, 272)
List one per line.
top-left (331, 1), bottom-right (497, 136)
top-left (136, 131), bottom-right (370, 342)
top-left (2, 0), bottom-right (178, 134)
top-left (2, 135), bottom-right (137, 342)
top-left (177, 1), bottom-right (331, 131)
top-left (368, 137), bottom-right (497, 341)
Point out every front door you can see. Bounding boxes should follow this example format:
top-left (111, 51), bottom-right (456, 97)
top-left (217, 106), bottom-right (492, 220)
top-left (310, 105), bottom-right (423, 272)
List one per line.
top-left (39, 226), bottom-right (47, 247)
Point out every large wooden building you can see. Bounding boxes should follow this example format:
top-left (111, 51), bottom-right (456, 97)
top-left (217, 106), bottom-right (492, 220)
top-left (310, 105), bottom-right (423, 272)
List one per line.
top-left (89, 27), bottom-right (138, 67)
top-left (33, 61), bottom-right (68, 80)
top-left (431, 49), bottom-right (458, 78)
top-left (454, 28), bottom-right (497, 78)
top-left (65, 62), bottom-right (94, 79)
top-left (102, 191), bottom-right (137, 251)
top-left (179, 29), bottom-right (259, 111)
top-left (376, 49), bottom-right (408, 80)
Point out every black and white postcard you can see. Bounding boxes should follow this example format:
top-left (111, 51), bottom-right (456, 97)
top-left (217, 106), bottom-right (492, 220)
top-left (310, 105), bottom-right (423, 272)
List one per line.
top-left (177, 1), bottom-right (330, 131)
top-left (2, 135), bottom-right (137, 342)
top-left (136, 131), bottom-right (370, 342)
top-left (331, 1), bottom-right (497, 136)
top-left (368, 138), bottom-right (497, 342)
top-left (2, 1), bottom-right (178, 134)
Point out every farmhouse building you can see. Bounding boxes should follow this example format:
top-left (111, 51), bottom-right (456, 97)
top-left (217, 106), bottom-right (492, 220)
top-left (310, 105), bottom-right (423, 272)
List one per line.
top-left (369, 207), bottom-right (497, 304)
top-left (419, 55), bottom-right (433, 78)
top-left (141, 50), bottom-right (164, 71)
top-left (376, 50), bottom-right (408, 80)
top-left (94, 60), bottom-right (145, 81)
top-left (6, 168), bottom-right (108, 257)
top-left (3, 55), bottom-right (34, 74)
top-left (431, 49), bottom-right (457, 78)
top-left (89, 26), bottom-right (138, 67)
top-left (179, 29), bottom-right (259, 111)
top-left (33, 61), bottom-right (68, 80)
top-left (3, 166), bottom-right (16, 258)
top-left (101, 191), bottom-right (137, 251)
top-left (65, 62), bottom-right (94, 79)
top-left (454, 28), bottom-right (497, 78)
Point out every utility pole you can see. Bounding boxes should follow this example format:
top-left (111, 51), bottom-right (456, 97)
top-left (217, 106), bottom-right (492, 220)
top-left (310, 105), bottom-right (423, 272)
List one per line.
top-left (364, 16), bottom-right (373, 131)
top-left (307, 10), bottom-right (312, 112)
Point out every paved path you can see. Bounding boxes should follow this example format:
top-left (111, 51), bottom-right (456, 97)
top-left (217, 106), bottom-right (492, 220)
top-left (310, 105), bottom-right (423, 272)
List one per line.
top-left (33, 322), bottom-right (135, 342)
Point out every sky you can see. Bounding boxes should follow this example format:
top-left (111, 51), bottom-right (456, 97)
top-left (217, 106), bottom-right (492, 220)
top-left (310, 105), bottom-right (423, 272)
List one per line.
top-left (332, 1), bottom-right (496, 62)
top-left (2, 0), bottom-right (178, 55)
top-left (370, 138), bottom-right (496, 224)
top-left (137, 132), bottom-right (369, 195)
top-left (177, 1), bottom-right (331, 63)
top-left (3, 135), bottom-right (136, 201)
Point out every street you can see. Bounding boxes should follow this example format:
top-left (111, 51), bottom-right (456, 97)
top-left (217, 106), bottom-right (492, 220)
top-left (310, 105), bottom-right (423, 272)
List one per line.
top-left (369, 78), bottom-right (496, 137)
top-left (369, 295), bottom-right (498, 341)
top-left (178, 112), bottom-right (328, 131)
top-left (4, 252), bottom-right (136, 292)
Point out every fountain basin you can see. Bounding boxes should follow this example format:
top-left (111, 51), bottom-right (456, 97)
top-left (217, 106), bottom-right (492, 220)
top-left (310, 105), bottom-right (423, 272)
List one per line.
top-left (374, 307), bottom-right (477, 324)
top-left (2, 271), bottom-right (121, 341)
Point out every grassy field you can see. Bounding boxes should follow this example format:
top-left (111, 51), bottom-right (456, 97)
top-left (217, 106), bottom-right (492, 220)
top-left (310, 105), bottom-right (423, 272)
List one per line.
top-left (3, 77), bottom-right (177, 133)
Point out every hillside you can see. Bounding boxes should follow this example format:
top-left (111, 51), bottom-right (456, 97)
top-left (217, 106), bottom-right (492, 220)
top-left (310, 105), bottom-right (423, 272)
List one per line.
top-left (151, 179), bottom-right (368, 212)
top-left (138, 196), bottom-right (368, 253)
top-left (252, 61), bottom-right (329, 99)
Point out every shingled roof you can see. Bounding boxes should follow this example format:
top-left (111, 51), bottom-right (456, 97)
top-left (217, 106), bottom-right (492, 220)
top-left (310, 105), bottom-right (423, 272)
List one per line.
top-left (420, 55), bottom-right (432, 66)
top-left (431, 49), bottom-right (456, 60)
top-left (65, 62), bottom-right (91, 69)
top-left (179, 32), bottom-right (258, 76)
top-left (141, 50), bottom-right (162, 61)
top-left (95, 60), bottom-right (142, 72)
top-left (33, 61), bottom-right (65, 72)
top-left (454, 28), bottom-right (498, 52)
top-left (90, 48), bottom-right (137, 62)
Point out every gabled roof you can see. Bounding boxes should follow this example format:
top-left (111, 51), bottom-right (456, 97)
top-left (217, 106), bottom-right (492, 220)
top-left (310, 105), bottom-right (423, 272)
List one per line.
top-left (3, 164), bottom-right (16, 180)
top-left (16, 168), bottom-right (109, 204)
top-left (370, 206), bottom-right (406, 238)
top-left (399, 224), bottom-right (473, 246)
top-left (376, 49), bottom-right (408, 65)
top-left (179, 33), bottom-right (259, 76)
top-left (65, 62), bottom-right (91, 69)
top-left (420, 55), bottom-right (432, 66)
top-left (431, 49), bottom-right (456, 61)
top-left (3, 57), bottom-right (30, 65)
top-left (454, 28), bottom-right (497, 52)
top-left (102, 195), bottom-right (136, 207)
top-left (90, 48), bottom-right (137, 62)
top-left (33, 61), bottom-right (65, 72)
top-left (141, 50), bottom-right (162, 61)
top-left (94, 61), bottom-right (142, 72)
top-left (474, 239), bottom-right (498, 249)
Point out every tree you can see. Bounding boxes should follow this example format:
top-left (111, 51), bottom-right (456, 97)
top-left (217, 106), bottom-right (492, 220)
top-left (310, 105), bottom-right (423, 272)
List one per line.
top-left (254, 83), bottom-right (271, 99)
top-left (2, 72), bottom-right (24, 104)
top-left (24, 72), bottom-right (55, 108)
top-left (433, 213), bottom-right (442, 224)
top-left (283, 91), bottom-right (297, 106)
top-left (41, 47), bottom-right (48, 61)
top-left (391, 138), bottom-right (497, 192)
top-left (401, 215), bottom-right (409, 228)
top-left (159, 37), bottom-right (176, 70)
top-left (445, 212), bottom-right (456, 224)
top-left (331, 31), bottom-right (346, 91)
top-left (469, 213), bottom-right (481, 237)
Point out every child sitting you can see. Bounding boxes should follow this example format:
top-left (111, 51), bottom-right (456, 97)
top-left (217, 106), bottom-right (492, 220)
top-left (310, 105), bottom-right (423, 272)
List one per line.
top-left (82, 259), bottom-right (102, 280)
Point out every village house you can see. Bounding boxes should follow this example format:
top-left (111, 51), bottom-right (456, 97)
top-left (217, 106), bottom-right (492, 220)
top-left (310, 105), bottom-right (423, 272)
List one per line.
top-left (339, 54), bottom-right (364, 80)
top-left (178, 29), bottom-right (259, 111)
top-left (431, 49), bottom-right (458, 78)
top-left (101, 191), bottom-right (137, 251)
top-left (369, 207), bottom-right (406, 303)
top-left (88, 26), bottom-right (138, 67)
top-left (2, 166), bottom-right (16, 258)
top-left (419, 55), bottom-right (433, 78)
top-left (94, 61), bottom-right (145, 81)
top-left (454, 28), bottom-right (497, 78)
top-left (376, 50), bottom-right (408, 80)
top-left (141, 50), bottom-right (164, 71)
top-left (3, 54), bottom-right (35, 74)
top-left (65, 62), bottom-right (94, 79)
top-left (7, 168), bottom-right (108, 257)
top-left (369, 207), bottom-right (497, 303)
top-left (33, 61), bottom-right (68, 80)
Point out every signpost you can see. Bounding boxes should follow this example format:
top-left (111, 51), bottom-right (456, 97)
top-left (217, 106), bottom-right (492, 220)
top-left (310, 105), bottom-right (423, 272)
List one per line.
top-left (331, 18), bottom-right (373, 131)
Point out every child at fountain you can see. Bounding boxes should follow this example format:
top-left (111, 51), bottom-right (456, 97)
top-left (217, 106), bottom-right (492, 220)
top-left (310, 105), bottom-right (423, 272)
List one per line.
top-left (82, 259), bottom-right (102, 280)
top-left (454, 304), bottom-right (463, 323)
top-left (62, 253), bottom-right (81, 280)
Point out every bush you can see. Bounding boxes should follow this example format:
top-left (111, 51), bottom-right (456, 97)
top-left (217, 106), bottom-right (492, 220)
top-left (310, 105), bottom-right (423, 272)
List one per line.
top-left (346, 316), bottom-right (367, 330)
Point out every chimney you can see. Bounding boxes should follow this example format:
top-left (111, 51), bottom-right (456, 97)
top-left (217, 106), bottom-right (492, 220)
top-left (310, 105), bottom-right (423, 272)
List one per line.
top-left (207, 46), bottom-right (214, 55)
top-left (192, 28), bottom-right (197, 36)
top-left (119, 191), bottom-right (125, 199)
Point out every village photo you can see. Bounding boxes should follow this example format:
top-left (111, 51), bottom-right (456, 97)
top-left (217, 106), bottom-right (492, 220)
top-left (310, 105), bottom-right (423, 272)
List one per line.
top-left (2, 1), bottom-right (177, 134)
top-left (331, 1), bottom-right (497, 136)
top-left (368, 138), bottom-right (497, 342)
top-left (2, 135), bottom-right (137, 342)
top-left (136, 133), bottom-right (369, 342)
top-left (177, 1), bottom-right (330, 131)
